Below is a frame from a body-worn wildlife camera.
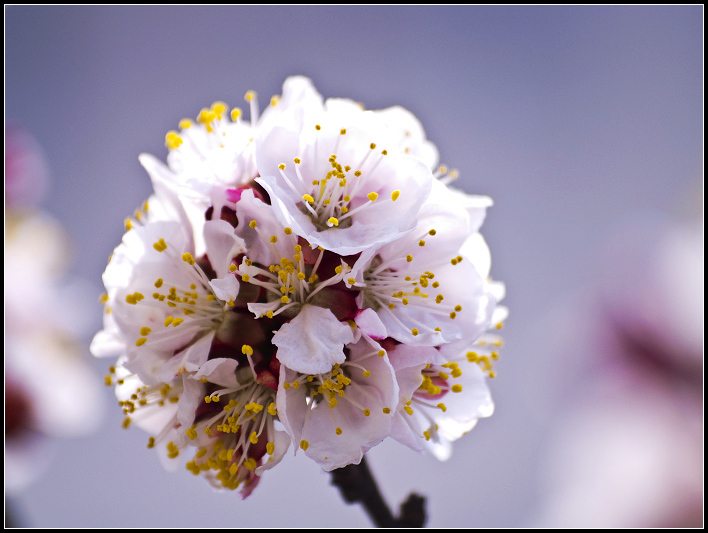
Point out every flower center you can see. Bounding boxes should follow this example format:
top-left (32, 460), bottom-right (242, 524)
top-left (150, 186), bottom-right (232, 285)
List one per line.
top-left (128, 241), bottom-right (233, 349)
top-left (184, 377), bottom-right (279, 490)
top-left (236, 222), bottom-right (352, 319)
top-left (355, 228), bottom-right (464, 338)
top-left (277, 126), bottom-right (401, 232)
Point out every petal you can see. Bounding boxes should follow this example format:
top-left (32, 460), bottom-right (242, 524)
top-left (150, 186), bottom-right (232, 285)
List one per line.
top-left (273, 305), bottom-right (354, 374)
top-left (203, 219), bottom-right (246, 279)
top-left (208, 274), bottom-right (240, 303)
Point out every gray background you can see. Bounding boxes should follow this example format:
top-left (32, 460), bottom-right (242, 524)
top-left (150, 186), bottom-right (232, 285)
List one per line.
top-left (5, 6), bottom-right (702, 527)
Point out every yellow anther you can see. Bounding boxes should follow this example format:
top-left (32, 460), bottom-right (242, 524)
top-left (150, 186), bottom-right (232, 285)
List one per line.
top-left (439, 371), bottom-right (449, 380)
top-left (249, 431), bottom-right (258, 445)
top-left (181, 252), bottom-right (195, 265)
top-left (369, 143), bottom-right (376, 149)
top-left (335, 427), bottom-right (343, 435)
top-left (147, 437), bottom-right (155, 449)
top-left (455, 305), bottom-right (462, 312)
top-left (334, 265), bottom-right (343, 274)
top-left (363, 370), bottom-right (371, 377)
top-left (122, 417), bottom-right (132, 429)
top-left (378, 350), bottom-right (385, 357)
top-left (186, 428), bottom-right (198, 440)
top-left (154, 278), bottom-right (164, 288)
top-left (294, 157), bottom-right (301, 164)
top-left (104, 375), bottom-right (112, 386)
top-left (291, 381), bottom-right (299, 389)
top-left (140, 327), bottom-right (152, 336)
top-left (436, 294), bottom-right (444, 304)
top-left (383, 407), bottom-right (391, 414)
top-left (450, 312), bottom-right (457, 319)
top-left (363, 409), bottom-right (371, 417)
top-left (249, 220), bottom-right (257, 228)
top-left (229, 463), bottom-right (239, 476)
top-left (284, 227), bottom-right (292, 235)
top-left (172, 317), bottom-right (184, 326)
top-left (231, 107), bottom-right (242, 120)
top-left (267, 403), bottom-right (277, 416)
top-left (270, 235), bottom-right (278, 243)
top-left (404, 406), bottom-right (414, 416)
top-left (328, 217), bottom-right (339, 226)
top-left (451, 384), bottom-right (463, 393)
top-left (315, 124), bottom-right (321, 130)
top-left (381, 149), bottom-right (388, 155)
top-left (164, 316), bottom-right (174, 327)
top-left (419, 240), bottom-right (426, 247)
top-left (241, 274), bottom-right (250, 282)
top-left (136, 338), bottom-right (147, 347)
top-left (302, 194), bottom-right (314, 203)
top-left (496, 322), bottom-right (503, 329)
top-left (367, 192), bottom-right (378, 202)
top-left (340, 129), bottom-right (347, 135)
top-left (244, 90), bottom-right (257, 102)
top-left (489, 371), bottom-right (496, 378)
top-left (411, 328), bottom-right (419, 336)
top-left (300, 440), bottom-right (309, 451)
top-left (424, 430), bottom-right (431, 441)
top-left (165, 131), bottom-right (183, 149)
top-left (242, 345), bottom-right (254, 356)
top-left (244, 458), bottom-right (257, 471)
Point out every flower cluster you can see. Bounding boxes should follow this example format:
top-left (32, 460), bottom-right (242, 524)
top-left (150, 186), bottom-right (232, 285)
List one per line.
top-left (91, 76), bottom-right (506, 497)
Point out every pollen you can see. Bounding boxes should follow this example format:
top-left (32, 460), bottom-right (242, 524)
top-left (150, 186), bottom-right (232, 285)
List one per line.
top-left (300, 440), bottom-right (309, 451)
top-left (367, 192), bottom-right (378, 202)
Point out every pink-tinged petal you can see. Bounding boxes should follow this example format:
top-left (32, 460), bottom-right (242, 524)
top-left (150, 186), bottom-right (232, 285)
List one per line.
top-left (203, 219), bottom-right (246, 279)
top-left (255, 427), bottom-right (292, 475)
top-left (233, 189), bottom-right (288, 266)
top-left (208, 274), bottom-right (240, 303)
top-left (273, 305), bottom-right (354, 375)
top-left (194, 358), bottom-right (240, 388)
top-left (157, 331), bottom-right (215, 382)
top-left (178, 373), bottom-right (204, 427)
top-left (354, 308), bottom-right (387, 340)
top-left (276, 364), bottom-right (307, 449)
top-left (300, 339), bottom-right (398, 470)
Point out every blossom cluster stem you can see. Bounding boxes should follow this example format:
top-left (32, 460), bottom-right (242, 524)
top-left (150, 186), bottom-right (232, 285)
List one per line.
top-left (330, 457), bottom-right (426, 528)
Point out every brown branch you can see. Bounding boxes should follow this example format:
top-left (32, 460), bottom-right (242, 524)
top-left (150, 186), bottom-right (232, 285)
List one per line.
top-left (330, 456), bottom-right (426, 528)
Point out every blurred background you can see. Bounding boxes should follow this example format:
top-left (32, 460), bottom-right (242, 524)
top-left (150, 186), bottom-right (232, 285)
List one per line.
top-left (5, 6), bottom-right (702, 527)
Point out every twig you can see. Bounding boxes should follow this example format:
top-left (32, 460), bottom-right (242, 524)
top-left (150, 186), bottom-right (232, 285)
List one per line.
top-left (330, 456), bottom-right (426, 527)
